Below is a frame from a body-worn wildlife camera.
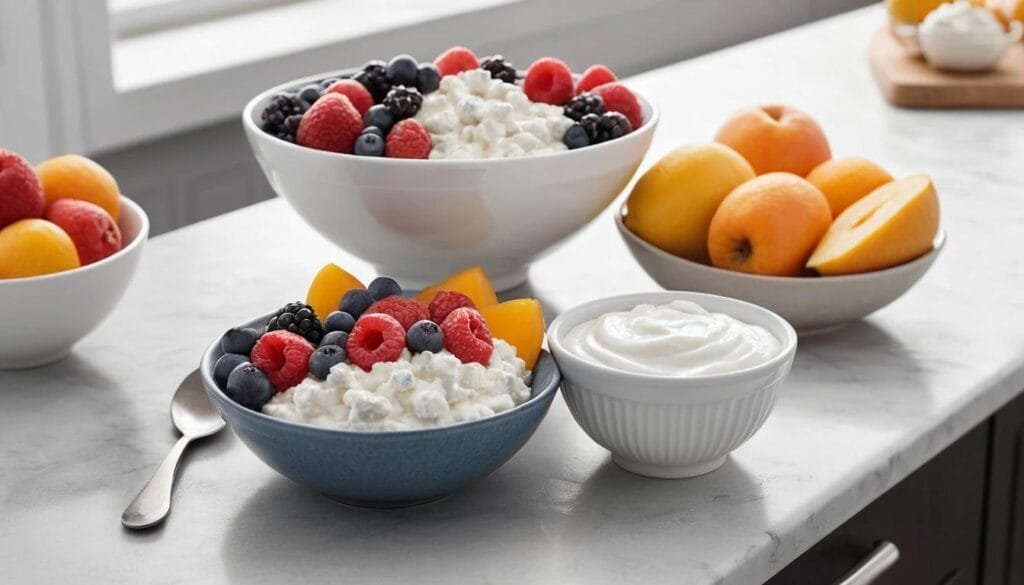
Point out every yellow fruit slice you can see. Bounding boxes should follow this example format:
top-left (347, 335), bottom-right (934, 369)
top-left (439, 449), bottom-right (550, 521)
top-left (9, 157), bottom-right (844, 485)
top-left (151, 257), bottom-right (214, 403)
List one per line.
top-left (0, 219), bottom-right (80, 278)
top-left (480, 299), bottom-right (545, 370)
top-left (306, 263), bottom-right (365, 319)
top-left (808, 174), bottom-right (939, 276)
top-left (415, 266), bottom-right (499, 308)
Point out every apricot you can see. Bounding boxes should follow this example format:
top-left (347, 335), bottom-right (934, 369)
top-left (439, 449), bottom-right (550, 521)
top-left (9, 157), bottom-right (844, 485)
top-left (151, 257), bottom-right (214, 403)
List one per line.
top-left (306, 263), bottom-right (365, 319)
top-left (624, 143), bottom-right (755, 264)
top-left (808, 175), bottom-right (939, 276)
top-left (480, 299), bottom-right (545, 370)
top-left (714, 105), bottom-right (832, 177)
top-left (991, 0), bottom-right (1024, 25)
top-left (887, 0), bottom-right (985, 23)
top-left (35, 155), bottom-right (121, 221)
top-left (0, 219), bottom-right (80, 279)
top-left (708, 173), bottom-right (832, 276)
top-left (806, 157), bottom-right (894, 218)
top-left (415, 266), bottom-right (498, 308)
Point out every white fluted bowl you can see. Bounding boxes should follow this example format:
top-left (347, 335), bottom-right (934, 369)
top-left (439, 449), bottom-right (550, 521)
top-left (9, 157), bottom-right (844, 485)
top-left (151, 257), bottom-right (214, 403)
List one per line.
top-left (548, 291), bottom-right (797, 478)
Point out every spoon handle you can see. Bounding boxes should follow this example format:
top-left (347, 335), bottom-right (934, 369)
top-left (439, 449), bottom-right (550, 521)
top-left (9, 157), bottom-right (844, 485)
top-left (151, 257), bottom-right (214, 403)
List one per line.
top-left (121, 435), bottom-right (191, 529)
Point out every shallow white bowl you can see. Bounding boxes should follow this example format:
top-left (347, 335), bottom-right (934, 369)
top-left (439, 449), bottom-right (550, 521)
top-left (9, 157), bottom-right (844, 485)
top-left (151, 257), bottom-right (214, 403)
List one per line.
top-left (615, 209), bottom-right (945, 334)
top-left (548, 291), bottom-right (797, 479)
top-left (243, 69), bottom-right (658, 291)
top-left (0, 196), bottom-right (148, 369)
top-left (919, 20), bottom-right (1023, 71)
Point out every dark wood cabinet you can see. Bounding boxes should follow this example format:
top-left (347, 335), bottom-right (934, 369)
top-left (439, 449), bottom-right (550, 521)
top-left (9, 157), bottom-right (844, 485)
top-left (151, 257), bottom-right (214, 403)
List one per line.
top-left (982, 392), bottom-right (1024, 585)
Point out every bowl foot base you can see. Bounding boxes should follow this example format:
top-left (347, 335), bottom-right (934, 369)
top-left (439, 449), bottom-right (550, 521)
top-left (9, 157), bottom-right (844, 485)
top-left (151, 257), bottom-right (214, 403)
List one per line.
top-left (0, 348), bottom-right (71, 370)
top-left (383, 265), bottom-right (529, 293)
top-left (325, 493), bottom-right (450, 509)
top-left (612, 454), bottom-right (728, 479)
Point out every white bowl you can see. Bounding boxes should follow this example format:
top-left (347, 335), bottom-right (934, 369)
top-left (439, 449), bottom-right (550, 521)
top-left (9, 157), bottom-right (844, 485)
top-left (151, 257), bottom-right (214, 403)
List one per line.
top-left (919, 20), bottom-right (1022, 71)
top-left (615, 209), bottom-right (945, 334)
top-left (0, 196), bottom-right (148, 369)
top-left (243, 69), bottom-right (658, 291)
top-left (548, 291), bottom-right (797, 479)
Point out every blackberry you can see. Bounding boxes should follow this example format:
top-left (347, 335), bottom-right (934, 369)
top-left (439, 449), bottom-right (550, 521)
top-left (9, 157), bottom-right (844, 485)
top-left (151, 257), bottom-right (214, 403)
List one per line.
top-left (267, 302), bottom-right (324, 344)
top-left (383, 85), bottom-right (423, 120)
top-left (578, 113), bottom-right (602, 144)
top-left (261, 93), bottom-right (308, 140)
top-left (596, 112), bottom-right (632, 142)
top-left (354, 60), bottom-right (391, 103)
top-left (563, 92), bottom-right (605, 122)
top-left (480, 55), bottom-right (516, 84)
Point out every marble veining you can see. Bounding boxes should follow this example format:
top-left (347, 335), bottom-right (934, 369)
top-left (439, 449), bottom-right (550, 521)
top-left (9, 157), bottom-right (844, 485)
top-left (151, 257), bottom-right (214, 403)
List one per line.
top-left (3, 6), bottom-right (1024, 585)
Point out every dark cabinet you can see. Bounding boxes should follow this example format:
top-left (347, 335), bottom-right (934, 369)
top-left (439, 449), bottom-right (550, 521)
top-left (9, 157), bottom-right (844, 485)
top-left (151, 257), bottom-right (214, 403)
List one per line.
top-left (982, 392), bottom-right (1024, 585)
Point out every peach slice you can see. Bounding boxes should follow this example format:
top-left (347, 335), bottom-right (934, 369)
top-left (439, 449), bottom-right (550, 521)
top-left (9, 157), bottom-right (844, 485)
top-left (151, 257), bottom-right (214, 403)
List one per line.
top-left (415, 266), bottom-right (499, 309)
top-left (306, 263), bottom-right (365, 319)
top-left (480, 299), bottom-right (545, 370)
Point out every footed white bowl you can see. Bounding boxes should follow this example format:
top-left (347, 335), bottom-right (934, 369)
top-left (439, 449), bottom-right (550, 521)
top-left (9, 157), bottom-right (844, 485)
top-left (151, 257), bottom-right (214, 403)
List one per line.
top-left (243, 69), bottom-right (658, 291)
top-left (548, 291), bottom-right (797, 479)
top-left (0, 196), bottom-right (148, 369)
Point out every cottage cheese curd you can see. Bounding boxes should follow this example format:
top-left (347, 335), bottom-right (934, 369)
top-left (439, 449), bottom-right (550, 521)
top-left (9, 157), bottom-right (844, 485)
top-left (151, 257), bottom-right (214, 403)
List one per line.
top-left (564, 300), bottom-right (781, 376)
top-left (262, 339), bottom-right (531, 430)
top-left (414, 69), bottom-right (573, 159)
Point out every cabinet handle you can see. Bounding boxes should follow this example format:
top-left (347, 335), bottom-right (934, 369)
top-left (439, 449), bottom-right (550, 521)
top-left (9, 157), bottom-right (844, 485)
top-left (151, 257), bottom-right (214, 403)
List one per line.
top-left (832, 542), bottom-right (900, 585)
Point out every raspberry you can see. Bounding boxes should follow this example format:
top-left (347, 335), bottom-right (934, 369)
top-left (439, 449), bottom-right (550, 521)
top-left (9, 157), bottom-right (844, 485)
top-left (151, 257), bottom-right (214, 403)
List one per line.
top-left (591, 83), bottom-right (643, 131)
top-left (385, 119), bottom-right (432, 159)
top-left (250, 330), bottom-right (316, 391)
top-left (441, 308), bottom-right (493, 365)
top-left (575, 65), bottom-right (617, 95)
top-left (323, 79), bottom-right (374, 115)
top-left (0, 149), bottom-right (45, 230)
top-left (347, 313), bottom-right (406, 371)
top-left (364, 295), bottom-right (429, 331)
top-left (435, 46), bottom-right (479, 77)
top-left (428, 290), bottom-right (476, 324)
top-left (296, 93), bottom-right (362, 153)
top-left (523, 58), bottom-right (574, 106)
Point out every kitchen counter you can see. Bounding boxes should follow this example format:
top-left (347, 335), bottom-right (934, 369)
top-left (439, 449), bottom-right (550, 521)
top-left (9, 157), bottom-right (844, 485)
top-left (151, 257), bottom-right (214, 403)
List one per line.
top-left (3, 6), bottom-right (1024, 584)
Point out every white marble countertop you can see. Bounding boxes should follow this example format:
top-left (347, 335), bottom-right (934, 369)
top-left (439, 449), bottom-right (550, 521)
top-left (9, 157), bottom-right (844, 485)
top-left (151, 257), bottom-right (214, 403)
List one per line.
top-left (3, 6), bottom-right (1024, 584)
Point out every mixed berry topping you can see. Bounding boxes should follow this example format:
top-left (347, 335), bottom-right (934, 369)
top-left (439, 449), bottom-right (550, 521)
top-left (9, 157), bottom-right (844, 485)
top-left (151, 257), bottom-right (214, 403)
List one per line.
top-left (267, 301), bottom-right (324, 344)
top-left (480, 55), bottom-right (517, 84)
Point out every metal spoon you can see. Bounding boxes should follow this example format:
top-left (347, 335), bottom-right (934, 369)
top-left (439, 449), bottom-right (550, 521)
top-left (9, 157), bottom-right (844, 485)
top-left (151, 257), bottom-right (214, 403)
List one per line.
top-left (121, 369), bottom-right (225, 529)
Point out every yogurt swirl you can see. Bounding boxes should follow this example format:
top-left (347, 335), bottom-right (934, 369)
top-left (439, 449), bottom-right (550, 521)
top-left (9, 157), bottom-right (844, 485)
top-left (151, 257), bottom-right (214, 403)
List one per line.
top-left (564, 300), bottom-right (781, 376)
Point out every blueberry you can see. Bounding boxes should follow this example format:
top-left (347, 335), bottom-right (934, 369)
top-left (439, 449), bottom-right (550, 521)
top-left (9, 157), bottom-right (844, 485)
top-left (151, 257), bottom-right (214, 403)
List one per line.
top-left (406, 320), bottom-right (444, 353)
top-left (321, 330), bottom-right (349, 348)
top-left (323, 310), bottom-right (356, 333)
top-left (309, 345), bottom-right (347, 380)
top-left (362, 125), bottom-right (384, 138)
top-left (226, 364), bottom-right (274, 410)
top-left (354, 132), bottom-right (385, 157)
top-left (363, 104), bottom-right (395, 134)
top-left (214, 353), bottom-right (249, 388)
top-left (319, 77), bottom-right (341, 90)
top-left (298, 84), bottom-right (321, 106)
top-left (386, 54), bottom-right (419, 87)
top-left (340, 289), bottom-right (376, 318)
top-left (416, 63), bottom-right (441, 94)
top-left (367, 276), bottom-right (403, 300)
top-left (221, 327), bottom-right (259, 355)
top-left (563, 124), bottom-right (590, 150)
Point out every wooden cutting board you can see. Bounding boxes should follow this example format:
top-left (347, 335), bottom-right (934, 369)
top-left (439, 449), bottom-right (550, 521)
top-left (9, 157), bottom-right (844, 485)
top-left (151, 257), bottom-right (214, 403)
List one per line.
top-left (869, 27), bottom-right (1024, 108)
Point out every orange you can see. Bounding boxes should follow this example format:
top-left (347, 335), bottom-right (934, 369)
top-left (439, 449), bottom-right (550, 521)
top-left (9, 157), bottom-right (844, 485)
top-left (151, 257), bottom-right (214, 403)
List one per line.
top-left (714, 104), bottom-right (832, 177)
top-left (415, 266), bottom-right (498, 308)
top-left (0, 219), bottom-right (80, 278)
top-left (306, 263), bottom-right (365, 319)
top-left (35, 155), bottom-right (121, 221)
top-left (806, 157), bottom-right (894, 218)
top-left (480, 299), bottom-right (545, 370)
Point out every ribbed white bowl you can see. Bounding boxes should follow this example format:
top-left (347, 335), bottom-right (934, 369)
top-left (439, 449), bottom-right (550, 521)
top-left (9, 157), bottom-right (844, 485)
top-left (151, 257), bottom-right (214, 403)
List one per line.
top-left (549, 291), bottom-right (797, 478)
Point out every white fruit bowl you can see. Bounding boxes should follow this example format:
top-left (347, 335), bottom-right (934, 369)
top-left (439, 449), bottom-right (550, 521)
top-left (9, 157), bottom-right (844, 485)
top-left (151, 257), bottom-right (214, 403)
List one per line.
top-left (615, 208), bottom-right (945, 334)
top-left (243, 69), bottom-right (658, 291)
top-left (0, 196), bottom-right (148, 369)
top-left (548, 291), bottom-right (797, 479)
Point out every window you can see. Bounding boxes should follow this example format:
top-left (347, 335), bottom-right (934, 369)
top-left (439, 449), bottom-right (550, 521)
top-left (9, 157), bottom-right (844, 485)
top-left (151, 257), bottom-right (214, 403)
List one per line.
top-left (108, 0), bottom-right (302, 38)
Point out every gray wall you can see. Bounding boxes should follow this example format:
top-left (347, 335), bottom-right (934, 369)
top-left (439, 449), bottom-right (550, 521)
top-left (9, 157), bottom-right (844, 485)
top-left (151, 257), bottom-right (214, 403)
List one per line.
top-left (95, 0), bottom-right (872, 236)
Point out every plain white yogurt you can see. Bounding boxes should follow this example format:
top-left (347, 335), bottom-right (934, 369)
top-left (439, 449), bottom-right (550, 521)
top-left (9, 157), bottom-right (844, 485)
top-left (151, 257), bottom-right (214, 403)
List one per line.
top-left (563, 300), bottom-right (781, 376)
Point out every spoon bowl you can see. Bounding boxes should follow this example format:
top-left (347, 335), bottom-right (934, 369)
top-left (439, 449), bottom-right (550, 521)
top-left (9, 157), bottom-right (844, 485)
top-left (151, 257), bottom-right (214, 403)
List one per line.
top-left (171, 370), bottom-right (226, 438)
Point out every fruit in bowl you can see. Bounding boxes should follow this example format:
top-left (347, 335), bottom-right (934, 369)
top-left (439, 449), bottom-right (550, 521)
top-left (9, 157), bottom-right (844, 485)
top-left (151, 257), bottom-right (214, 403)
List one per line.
top-left (200, 264), bottom-right (559, 506)
top-left (243, 46), bottom-right (658, 291)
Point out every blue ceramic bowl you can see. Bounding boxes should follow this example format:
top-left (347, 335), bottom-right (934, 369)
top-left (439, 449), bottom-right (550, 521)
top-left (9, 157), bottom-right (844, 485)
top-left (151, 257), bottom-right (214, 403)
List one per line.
top-left (199, 315), bottom-right (560, 507)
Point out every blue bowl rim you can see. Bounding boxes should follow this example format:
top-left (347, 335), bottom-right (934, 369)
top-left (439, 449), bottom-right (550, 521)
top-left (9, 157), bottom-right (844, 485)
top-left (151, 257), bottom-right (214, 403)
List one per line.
top-left (200, 312), bottom-right (561, 439)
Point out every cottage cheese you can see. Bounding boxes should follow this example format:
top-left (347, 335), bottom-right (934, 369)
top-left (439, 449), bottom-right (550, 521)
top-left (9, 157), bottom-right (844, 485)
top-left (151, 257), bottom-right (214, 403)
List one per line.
top-left (262, 339), bottom-right (532, 431)
top-left (414, 69), bottom-right (573, 159)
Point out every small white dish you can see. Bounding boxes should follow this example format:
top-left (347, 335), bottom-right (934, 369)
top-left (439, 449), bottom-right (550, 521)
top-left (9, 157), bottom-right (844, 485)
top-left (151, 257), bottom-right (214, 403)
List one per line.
top-left (548, 291), bottom-right (797, 479)
top-left (615, 209), bottom-right (945, 334)
top-left (0, 196), bottom-right (148, 369)
top-left (920, 19), bottom-right (1022, 72)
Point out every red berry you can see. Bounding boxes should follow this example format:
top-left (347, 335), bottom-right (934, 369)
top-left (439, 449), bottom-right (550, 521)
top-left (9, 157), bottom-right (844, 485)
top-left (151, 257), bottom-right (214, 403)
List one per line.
top-left (0, 149), bottom-right (45, 230)
top-left (347, 313), bottom-right (406, 371)
top-left (364, 295), bottom-right (429, 331)
top-left (297, 93), bottom-right (362, 153)
top-left (435, 46), bottom-right (479, 77)
top-left (575, 65), bottom-right (617, 95)
top-left (44, 199), bottom-right (122, 265)
top-left (592, 83), bottom-right (643, 131)
top-left (441, 308), bottom-right (493, 365)
top-left (250, 330), bottom-right (316, 391)
top-left (523, 58), bottom-right (574, 106)
top-left (428, 290), bottom-right (476, 324)
top-left (323, 79), bottom-right (374, 115)
top-left (385, 119), bottom-right (432, 159)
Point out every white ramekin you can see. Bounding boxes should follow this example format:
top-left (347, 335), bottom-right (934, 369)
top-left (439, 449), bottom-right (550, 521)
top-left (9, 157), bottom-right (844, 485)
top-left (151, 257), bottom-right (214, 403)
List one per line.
top-left (919, 20), bottom-right (1022, 71)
